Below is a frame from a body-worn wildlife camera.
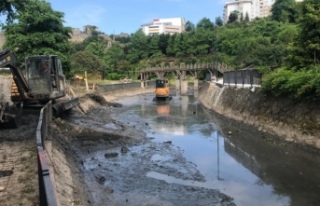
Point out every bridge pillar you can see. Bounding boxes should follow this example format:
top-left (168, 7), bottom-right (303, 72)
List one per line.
top-left (194, 79), bottom-right (199, 91)
top-left (175, 77), bottom-right (180, 92)
top-left (181, 96), bottom-right (189, 117)
top-left (140, 73), bottom-right (144, 88)
top-left (181, 71), bottom-right (188, 95)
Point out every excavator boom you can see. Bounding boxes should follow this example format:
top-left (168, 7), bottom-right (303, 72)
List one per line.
top-left (0, 50), bottom-right (29, 100)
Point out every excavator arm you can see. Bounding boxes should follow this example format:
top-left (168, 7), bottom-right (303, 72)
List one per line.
top-left (0, 50), bottom-right (29, 100)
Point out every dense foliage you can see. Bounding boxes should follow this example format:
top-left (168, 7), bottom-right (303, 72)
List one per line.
top-left (1, 0), bottom-right (72, 71)
top-left (1, 0), bottom-right (319, 99)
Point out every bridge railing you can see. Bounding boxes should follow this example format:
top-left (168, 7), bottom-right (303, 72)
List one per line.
top-left (36, 101), bottom-right (58, 206)
top-left (140, 61), bottom-right (233, 74)
top-left (223, 69), bottom-right (261, 87)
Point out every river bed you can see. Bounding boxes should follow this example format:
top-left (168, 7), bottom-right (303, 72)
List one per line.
top-left (77, 92), bottom-right (320, 206)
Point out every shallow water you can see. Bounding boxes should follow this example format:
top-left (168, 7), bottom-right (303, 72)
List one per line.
top-left (113, 93), bottom-right (320, 206)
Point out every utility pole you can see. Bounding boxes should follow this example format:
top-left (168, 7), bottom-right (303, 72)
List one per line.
top-left (214, 26), bottom-right (218, 81)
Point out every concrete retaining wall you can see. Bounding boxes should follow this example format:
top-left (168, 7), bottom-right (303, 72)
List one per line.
top-left (198, 82), bottom-right (320, 150)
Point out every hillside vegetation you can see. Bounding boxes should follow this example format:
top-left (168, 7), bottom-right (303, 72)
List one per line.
top-left (0, 0), bottom-right (319, 99)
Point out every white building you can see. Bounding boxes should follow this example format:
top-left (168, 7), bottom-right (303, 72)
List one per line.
top-left (224, 0), bottom-right (303, 23)
top-left (224, 0), bottom-right (253, 23)
top-left (141, 18), bottom-right (186, 35)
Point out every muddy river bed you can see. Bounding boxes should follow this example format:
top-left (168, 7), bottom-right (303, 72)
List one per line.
top-left (59, 92), bottom-right (320, 206)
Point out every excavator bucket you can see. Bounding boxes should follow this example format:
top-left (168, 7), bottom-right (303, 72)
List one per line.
top-left (0, 106), bottom-right (22, 129)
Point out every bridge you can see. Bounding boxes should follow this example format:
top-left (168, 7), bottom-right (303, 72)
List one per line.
top-left (139, 61), bottom-right (233, 95)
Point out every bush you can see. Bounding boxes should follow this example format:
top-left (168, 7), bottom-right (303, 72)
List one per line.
top-left (106, 72), bottom-right (125, 80)
top-left (262, 66), bottom-right (320, 100)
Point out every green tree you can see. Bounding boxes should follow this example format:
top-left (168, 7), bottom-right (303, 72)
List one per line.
top-left (215, 17), bottom-right (224, 27)
top-left (228, 11), bottom-right (239, 23)
top-left (158, 34), bottom-right (170, 55)
top-left (245, 12), bottom-right (250, 22)
top-left (104, 43), bottom-right (127, 76)
top-left (196, 18), bottom-right (214, 30)
top-left (84, 39), bottom-right (108, 58)
top-left (127, 30), bottom-right (148, 63)
top-left (166, 34), bottom-right (176, 57)
top-left (3, 0), bottom-right (72, 71)
top-left (289, 0), bottom-right (320, 67)
top-left (194, 27), bottom-right (212, 56)
top-left (70, 51), bottom-right (104, 76)
top-left (0, 0), bottom-right (27, 24)
top-left (271, 0), bottom-right (297, 23)
top-left (185, 21), bottom-right (195, 32)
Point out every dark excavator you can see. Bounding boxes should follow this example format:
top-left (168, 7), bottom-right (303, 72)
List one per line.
top-left (0, 49), bottom-right (79, 128)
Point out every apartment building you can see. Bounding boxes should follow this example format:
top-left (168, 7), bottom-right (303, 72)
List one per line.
top-left (224, 0), bottom-right (303, 23)
top-left (224, 0), bottom-right (253, 23)
top-left (141, 18), bottom-right (186, 35)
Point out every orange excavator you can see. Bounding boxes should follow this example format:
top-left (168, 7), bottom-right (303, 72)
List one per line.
top-left (154, 78), bottom-right (171, 101)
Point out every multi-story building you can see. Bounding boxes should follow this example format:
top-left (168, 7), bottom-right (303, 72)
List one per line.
top-left (141, 18), bottom-right (186, 36)
top-left (224, 0), bottom-right (303, 23)
top-left (224, 0), bottom-right (253, 23)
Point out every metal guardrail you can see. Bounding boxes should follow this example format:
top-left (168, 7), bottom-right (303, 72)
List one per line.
top-left (223, 69), bottom-right (261, 87)
top-left (36, 101), bottom-right (57, 206)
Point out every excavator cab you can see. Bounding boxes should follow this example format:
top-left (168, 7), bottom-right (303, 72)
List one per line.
top-left (25, 56), bottom-right (66, 102)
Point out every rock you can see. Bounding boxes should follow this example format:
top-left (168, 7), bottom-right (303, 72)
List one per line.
top-left (121, 146), bottom-right (129, 154)
top-left (228, 131), bottom-right (232, 135)
top-left (0, 186), bottom-right (5, 192)
top-left (104, 152), bottom-right (118, 158)
top-left (164, 140), bottom-right (172, 144)
top-left (97, 176), bottom-right (106, 185)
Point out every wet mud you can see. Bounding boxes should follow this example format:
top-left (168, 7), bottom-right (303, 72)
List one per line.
top-left (50, 93), bottom-right (236, 206)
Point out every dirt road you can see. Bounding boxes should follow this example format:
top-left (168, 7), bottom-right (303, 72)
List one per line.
top-left (0, 111), bottom-right (39, 206)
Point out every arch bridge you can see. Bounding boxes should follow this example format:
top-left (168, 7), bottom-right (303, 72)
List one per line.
top-left (139, 61), bottom-right (232, 95)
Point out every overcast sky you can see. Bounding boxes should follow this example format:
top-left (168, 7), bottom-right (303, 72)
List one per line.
top-left (46, 0), bottom-right (228, 35)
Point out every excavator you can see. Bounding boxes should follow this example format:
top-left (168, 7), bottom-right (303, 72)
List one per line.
top-left (0, 49), bottom-right (79, 128)
top-left (154, 78), bottom-right (171, 101)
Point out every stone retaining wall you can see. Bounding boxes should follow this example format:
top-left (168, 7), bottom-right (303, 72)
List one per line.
top-left (198, 82), bottom-right (320, 150)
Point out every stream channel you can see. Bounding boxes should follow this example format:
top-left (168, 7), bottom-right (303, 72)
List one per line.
top-left (81, 92), bottom-right (320, 206)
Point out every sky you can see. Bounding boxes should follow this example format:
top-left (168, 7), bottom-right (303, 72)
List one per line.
top-left (46, 0), bottom-right (229, 35)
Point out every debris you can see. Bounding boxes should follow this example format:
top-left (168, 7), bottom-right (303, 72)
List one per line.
top-left (121, 146), bottom-right (129, 154)
top-left (96, 176), bottom-right (106, 185)
top-left (104, 153), bottom-right (118, 158)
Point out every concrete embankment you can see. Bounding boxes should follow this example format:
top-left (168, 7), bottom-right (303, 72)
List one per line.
top-left (198, 82), bottom-right (320, 150)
